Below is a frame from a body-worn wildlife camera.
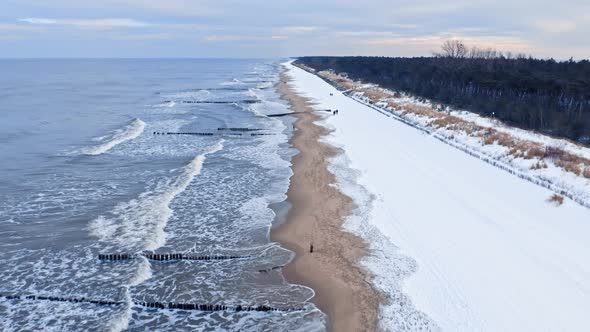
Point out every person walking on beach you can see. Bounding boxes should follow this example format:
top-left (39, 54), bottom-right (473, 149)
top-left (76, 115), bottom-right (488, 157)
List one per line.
top-left (309, 243), bottom-right (314, 253)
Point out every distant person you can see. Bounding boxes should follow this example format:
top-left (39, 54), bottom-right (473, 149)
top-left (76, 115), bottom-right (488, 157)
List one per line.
top-left (309, 243), bottom-right (314, 253)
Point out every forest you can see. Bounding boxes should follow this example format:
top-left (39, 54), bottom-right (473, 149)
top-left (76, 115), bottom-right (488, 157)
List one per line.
top-left (296, 41), bottom-right (590, 144)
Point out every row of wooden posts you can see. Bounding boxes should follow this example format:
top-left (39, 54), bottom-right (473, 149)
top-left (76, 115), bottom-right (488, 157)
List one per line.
top-left (97, 253), bottom-right (249, 261)
top-left (0, 294), bottom-right (301, 313)
top-left (152, 131), bottom-right (275, 136)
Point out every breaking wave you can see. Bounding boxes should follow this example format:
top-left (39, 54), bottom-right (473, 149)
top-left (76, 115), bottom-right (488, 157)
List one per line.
top-left (83, 118), bottom-right (146, 156)
top-left (88, 140), bottom-right (225, 251)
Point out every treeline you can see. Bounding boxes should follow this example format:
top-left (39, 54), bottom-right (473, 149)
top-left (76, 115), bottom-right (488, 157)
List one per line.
top-left (296, 45), bottom-right (590, 144)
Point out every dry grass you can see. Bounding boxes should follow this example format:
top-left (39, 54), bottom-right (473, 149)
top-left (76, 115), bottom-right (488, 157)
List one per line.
top-left (431, 115), bottom-right (456, 127)
top-left (548, 194), bottom-right (564, 206)
top-left (526, 146), bottom-right (546, 159)
top-left (315, 69), bottom-right (590, 179)
top-left (483, 135), bottom-right (496, 145)
top-left (481, 131), bottom-right (524, 151)
top-left (530, 160), bottom-right (548, 170)
top-left (386, 101), bottom-right (403, 110)
top-left (505, 141), bottom-right (545, 159)
top-left (318, 70), bottom-right (358, 90)
top-left (432, 116), bottom-right (480, 135)
top-left (360, 88), bottom-right (392, 101)
top-left (555, 160), bottom-right (582, 176)
top-left (561, 151), bottom-right (590, 165)
top-left (545, 148), bottom-right (590, 176)
top-left (402, 104), bottom-right (441, 118)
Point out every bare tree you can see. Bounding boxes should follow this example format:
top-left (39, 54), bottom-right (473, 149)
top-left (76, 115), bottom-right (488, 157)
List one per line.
top-left (436, 39), bottom-right (468, 58)
top-left (435, 40), bottom-right (531, 60)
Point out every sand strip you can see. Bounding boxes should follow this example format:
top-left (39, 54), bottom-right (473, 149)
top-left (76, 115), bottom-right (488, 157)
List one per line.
top-left (271, 70), bottom-right (380, 331)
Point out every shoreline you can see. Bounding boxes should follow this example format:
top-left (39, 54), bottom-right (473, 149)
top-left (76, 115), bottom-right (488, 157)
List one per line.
top-left (271, 68), bottom-right (380, 331)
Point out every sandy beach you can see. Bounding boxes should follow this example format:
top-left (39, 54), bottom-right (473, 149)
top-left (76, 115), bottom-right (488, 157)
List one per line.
top-left (271, 69), bottom-right (381, 332)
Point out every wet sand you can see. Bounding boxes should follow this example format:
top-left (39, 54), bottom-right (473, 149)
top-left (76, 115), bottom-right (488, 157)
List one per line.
top-left (271, 70), bottom-right (380, 332)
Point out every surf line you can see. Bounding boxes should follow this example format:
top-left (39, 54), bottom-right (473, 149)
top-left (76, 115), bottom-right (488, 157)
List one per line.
top-left (267, 109), bottom-right (333, 117)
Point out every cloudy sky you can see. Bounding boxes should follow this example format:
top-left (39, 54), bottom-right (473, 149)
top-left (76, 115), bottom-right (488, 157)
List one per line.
top-left (1, 0), bottom-right (588, 59)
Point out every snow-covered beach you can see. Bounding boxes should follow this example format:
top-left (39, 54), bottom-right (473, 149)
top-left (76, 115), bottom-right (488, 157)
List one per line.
top-left (284, 61), bottom-right (590, 331)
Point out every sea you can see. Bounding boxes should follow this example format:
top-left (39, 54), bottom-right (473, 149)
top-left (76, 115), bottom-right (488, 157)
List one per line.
top-left (0, 59), bottom-right (326, 331)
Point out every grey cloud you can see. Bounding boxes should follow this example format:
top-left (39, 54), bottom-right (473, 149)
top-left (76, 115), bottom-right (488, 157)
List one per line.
top-left (2, 0), bottom-right (589, 59)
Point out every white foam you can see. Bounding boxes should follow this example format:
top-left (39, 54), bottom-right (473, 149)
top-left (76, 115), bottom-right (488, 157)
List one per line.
top-left (166, 89), bottom-right (211, 101)
top-left (89, 140), bottom-right (225, 251)
top-left (154, 101), bottom-right (176, 108)
top-left (129, 257), bottom-right (152, 286)
top-left (108, 287), bottom-right (133, 332)
top-left (83, 118), bottom-right (146, 156)
top-left (221, 78), bottom-right (243, 86)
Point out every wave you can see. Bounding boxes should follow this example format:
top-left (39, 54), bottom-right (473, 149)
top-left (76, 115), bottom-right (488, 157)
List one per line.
top-left (83, 118), bottom-right (146, 156)
top-left (220, 78), bottom-right (243, 86)
top-left (106, 257), bottom-right (152, 331)
top-left (209, 87), bottom-right (250, 91)
top-left (88, 140), bottom-right (225, 251)
top-left (153, 101), bottom-right (176, 108)
top-left (166, 89), bottom-right (211, 101)
top-left (108, 287), bottom-right (133, 332)
top-left (129, 257), bottom-right (152, 286)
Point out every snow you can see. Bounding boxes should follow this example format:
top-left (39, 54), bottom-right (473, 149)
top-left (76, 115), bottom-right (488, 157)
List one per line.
top-left (344, 92), bottom-right (590, 209)
top-left (315, 69), bottom-right (590, 209)
top-left (448, 108), bottom-right (590, 160)
top-left (284, 62), bottom-right (590, 331)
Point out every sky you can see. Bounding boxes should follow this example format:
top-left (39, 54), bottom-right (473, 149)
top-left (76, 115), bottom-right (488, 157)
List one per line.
top-left (0, 0), bottom-right (589, 59)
